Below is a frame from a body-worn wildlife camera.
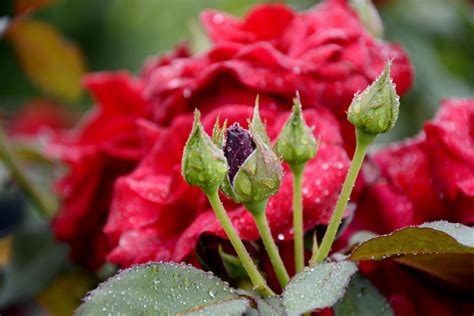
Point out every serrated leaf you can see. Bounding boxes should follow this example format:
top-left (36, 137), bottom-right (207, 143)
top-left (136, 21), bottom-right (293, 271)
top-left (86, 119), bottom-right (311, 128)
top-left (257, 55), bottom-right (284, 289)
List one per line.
top-left (333, 273), bottom-right (393, 316)
top-left (349, 221), bottom-right (474, 292)
top-left (282, 261), bottom-right (358, 315)
top-left (77, 262), bottom-right (251, 315)
top-left (6, 19), bottom-right (85, 101)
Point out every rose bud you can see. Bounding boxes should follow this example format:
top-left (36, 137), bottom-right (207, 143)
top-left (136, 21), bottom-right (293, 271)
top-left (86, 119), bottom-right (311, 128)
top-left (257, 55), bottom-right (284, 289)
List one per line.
top-left (221, 123), bottom-right (283, 206)
top-left (347, 60), bottom-right (400, 135)
top-left (274, 94), bottom-right (319, 165)
top-left (182, 109), bottom-right (228, 190)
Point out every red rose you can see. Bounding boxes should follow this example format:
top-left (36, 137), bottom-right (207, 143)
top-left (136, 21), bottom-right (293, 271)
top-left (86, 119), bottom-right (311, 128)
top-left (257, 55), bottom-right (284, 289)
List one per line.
top-left (105, 105), bottom-right (350, 267)
top-left (7, 99), bottom-right (73, 137)
top-left (49, 72), bottom-right (149, 269)
top-left (360, 261), bottom-right (474, 316)
top-left (353, 98), bottom-right (474, 234)
top-left (142, 0), bottom-right (412, 130)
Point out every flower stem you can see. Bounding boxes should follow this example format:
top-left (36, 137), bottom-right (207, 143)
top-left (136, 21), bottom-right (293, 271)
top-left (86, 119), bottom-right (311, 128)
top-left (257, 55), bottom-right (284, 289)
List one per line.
top-left (0, 129), bottom-right (51, 217)
top-left (246, 199), bottom-right (290, 288)
top-left (204, 188), bottom-right (275, 297)
top-left (310, 128), bottom-right (375, 265)
top-left (290, 162), bottom-right (305, 273)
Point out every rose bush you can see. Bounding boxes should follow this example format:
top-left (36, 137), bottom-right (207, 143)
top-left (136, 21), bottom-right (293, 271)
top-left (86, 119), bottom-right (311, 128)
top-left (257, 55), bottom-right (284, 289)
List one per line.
top-left (50, 0), bottom-right (413, 269)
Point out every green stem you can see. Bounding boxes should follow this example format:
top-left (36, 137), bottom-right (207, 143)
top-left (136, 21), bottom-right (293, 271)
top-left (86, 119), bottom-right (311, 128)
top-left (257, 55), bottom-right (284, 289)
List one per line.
top-left (0, 130), bottom-right (51, 217)
top-left (290, 163), bottom-right (305, 273)
top-left (204, 188), bottom-right (274, 297)
top-left (246, 199), bottom-right (290, 288)
top-left (310, 129), bottom-right (375, 265)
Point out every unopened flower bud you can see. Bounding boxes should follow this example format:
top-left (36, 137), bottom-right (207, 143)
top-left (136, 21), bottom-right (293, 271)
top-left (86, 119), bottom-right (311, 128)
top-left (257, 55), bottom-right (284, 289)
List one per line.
top-left (347, 60), bottom-right (399, 134)
top-left (274, 94), bottom-right (318, 164)
top-left (222, 123), bottom-right (283, 203)
top-left (182, 110), bottom-right (228, 189)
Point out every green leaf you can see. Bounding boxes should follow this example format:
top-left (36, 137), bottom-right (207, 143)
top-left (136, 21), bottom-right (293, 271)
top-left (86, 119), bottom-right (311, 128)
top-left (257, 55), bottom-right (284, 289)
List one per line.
top-left (6, 19), bottom-right (86, 101)
top-left (282, 261), bottom-right (358, 315)
top-left (349, 221), bottom-right (474, 292)
top-left (253, 296), bottom-right (286, 316)
top-left (184, 298), bottom-right (250, 316)
top-left (333, 273), bottom-right (393, 316)
top-left (77, 262), bottom-right (252, 315)
top-left (0, 223), bottom-right (68, 308)
top-left (218, 246), bottom-right (248, 280)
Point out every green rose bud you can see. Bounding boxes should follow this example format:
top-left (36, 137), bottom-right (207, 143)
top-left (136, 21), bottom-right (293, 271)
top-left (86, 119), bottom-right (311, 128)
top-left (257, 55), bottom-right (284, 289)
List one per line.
top-left (222, 123), bottom-right (283, 204)
top-left (182, 109), bottom-right (228, 190)
top-left (274, 94), bottom-right (318, 164)
top-left (347, 60), bottom-right (400, 135)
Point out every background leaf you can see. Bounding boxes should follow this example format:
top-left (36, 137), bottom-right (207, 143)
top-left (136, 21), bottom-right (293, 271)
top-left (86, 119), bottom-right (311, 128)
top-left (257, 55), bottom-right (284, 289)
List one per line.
top-left (6, 19), bottom-right (85, 101)
top-left (0, 223), bottom-right (68, 308)
top-left (350, 221), bottom-right (474, 293)
top-left (77, 262), bottom-right (252, 316)
top-left (333, 273), bottom-right (393, 316)
top-left (282, 261), bottom-right (358, 315)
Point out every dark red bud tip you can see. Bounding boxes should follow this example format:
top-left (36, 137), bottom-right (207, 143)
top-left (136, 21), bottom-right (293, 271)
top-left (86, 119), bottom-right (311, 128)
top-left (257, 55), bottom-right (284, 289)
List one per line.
top-left (224, 123), bottom-right (256, 183)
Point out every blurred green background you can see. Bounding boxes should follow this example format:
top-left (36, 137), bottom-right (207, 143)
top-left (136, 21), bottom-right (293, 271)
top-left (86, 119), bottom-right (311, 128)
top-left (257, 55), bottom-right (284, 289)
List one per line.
top-left (1, 0), bottom-right (473, 141)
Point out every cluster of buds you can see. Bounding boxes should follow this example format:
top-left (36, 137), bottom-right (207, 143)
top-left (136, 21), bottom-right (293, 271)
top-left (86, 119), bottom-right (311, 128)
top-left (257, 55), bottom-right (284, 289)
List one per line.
top-left (183, 103), bottom-right (285, 205)
top-left (182, 59), bottom-right (400, 283)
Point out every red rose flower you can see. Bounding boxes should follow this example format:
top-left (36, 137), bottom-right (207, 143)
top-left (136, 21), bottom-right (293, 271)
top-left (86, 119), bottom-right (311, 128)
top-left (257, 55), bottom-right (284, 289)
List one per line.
top-left (353, 98), bottom-right (474, 234)
top-left (49, 72), bottom-right (150, 269)
top-left (142, 0), bottom-right (413, 130)
top-left (360, 261), bottom-right (474, 316)
top-left (104, 105), bottom-right (350, 267)
top-left (7, 99), bottom-right (73, 137)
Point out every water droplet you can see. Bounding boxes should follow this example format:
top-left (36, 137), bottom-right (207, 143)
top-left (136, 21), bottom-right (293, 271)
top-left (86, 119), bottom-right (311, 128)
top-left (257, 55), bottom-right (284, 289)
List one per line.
top-left (292, 66), bottom-right (301, 74)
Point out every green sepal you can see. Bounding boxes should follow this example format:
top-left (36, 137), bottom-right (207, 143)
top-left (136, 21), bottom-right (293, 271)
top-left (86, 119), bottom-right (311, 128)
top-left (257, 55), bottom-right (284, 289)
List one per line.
top-left (249, 95), bottom-right (271, 146)
top-left (211, 114), bottom-right (227, 149)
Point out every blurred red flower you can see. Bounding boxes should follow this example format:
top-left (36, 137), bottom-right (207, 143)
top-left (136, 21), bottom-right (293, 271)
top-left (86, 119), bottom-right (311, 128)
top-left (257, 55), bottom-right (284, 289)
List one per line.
top-left (142, 0), bottom-right (412, 144)
top-left (49, 72), bottom-right (150, 269)
top-left (7, 99), bottom-right (73, 137)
